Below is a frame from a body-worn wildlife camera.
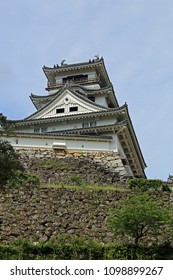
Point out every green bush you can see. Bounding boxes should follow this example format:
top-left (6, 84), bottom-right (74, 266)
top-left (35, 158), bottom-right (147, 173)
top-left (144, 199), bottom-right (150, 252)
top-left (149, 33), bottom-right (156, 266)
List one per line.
top-left (8, 173), bottom-right (40, 187)
top-left (127, 178), bottom-right (169, 192)
top-left (69, 175), bottom-right (85, 186)
top-left (0, 244), bottom-right (19, 260)
top-left (0, 140), bottom-right (23, 187)
top-left (104, 243), bottom-right (156, 260)
top-left (1, 238), bottom-right (173, 260)
top-left (0, 238), bottom-right (104, 260)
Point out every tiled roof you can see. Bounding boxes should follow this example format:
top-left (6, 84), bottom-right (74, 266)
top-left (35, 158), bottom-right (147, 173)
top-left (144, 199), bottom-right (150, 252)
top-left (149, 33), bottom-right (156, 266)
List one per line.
top-left (30, 83), bottom-right (118, 110)
top-left (14, 131), bottom-right (112, 141)
top-left (27, 86), bottom-right (109, 120)
top-left (13, 105), bottom-right (127, 125)
top-left (43, 57), bottom-right (104, 70)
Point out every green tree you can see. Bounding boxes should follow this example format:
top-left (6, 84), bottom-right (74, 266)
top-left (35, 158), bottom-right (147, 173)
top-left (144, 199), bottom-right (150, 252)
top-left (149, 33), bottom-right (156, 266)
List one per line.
top-left (0, 140), bottom-right (23, 187)
top-left (127, 178), bottom-right (168, 192)
top-left (0, 113), bottom-right (15, 136)
top-left (109, 194), bottom-right (173, 244)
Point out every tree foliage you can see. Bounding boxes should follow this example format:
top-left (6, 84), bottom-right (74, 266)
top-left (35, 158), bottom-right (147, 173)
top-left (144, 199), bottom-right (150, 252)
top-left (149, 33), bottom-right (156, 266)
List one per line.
top-left (109, 193), bottom-right (173, 244)
top-left (1, 238), bottom-right (173, 260)
top-left (0, 113), bottom-right (15, 136)
top-left (0, 140), bottom-right (23, 187)
top-left (9, 172), bottom-right (40, 187)
top-left (127, 178), bottom-right (167, 192)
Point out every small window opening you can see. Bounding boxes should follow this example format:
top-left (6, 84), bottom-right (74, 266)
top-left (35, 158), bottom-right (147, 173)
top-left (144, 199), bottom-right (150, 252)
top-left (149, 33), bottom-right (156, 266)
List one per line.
top-left (82, 122), bottom-right (89, 128)
top-left (90, 121), bottom-right (96, 127)
top-left (69, 106), bottom-right (78, 112)
top-left (34, 128), bottom-right (40, 133)
top-left (41, 127), bottom-right (47, 133)
top-left (56, 108), bottom-right (64, 113)
top-left (63, 74), bottom-right (88, 83)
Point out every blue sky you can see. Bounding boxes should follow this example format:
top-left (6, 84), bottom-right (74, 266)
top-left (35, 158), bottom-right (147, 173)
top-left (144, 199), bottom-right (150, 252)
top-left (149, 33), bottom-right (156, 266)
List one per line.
top-left (0, 0), bottom-right (173, 180)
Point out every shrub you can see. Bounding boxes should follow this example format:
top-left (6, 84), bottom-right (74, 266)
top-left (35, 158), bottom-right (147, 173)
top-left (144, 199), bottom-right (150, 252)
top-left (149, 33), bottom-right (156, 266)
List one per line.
top-left (109, 193), bottom-right (173, 244)
top-left (127, 178), bottom-right (166, 192)
top-left (0, 140), bottom-right (23, 187)
top-left (8, 173), bottom-right (40, 187)
top-left (69, 175), bottom-right (85, 186)
top-left (1, 239), bottom-right (173, 260)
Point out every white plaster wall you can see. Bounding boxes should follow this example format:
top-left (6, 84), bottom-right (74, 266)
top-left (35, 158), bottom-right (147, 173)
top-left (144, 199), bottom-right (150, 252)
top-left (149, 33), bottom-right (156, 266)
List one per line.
top-left (116, 136), bottom-right (126, 158)
top-left (95, 96), bottom-right (108, 107)
top-left (15, 116), bottom-right (118, 134)
top-left (102, 133), bottom-right (126, 158)
top-left (84, 84), bottom-right (100, 90)
top-left (2, 136), bottom-right (110, 151)
top-left (88, 72), bottom-right (96, 80)
top-left (55, 77), bottom-right (62, 84)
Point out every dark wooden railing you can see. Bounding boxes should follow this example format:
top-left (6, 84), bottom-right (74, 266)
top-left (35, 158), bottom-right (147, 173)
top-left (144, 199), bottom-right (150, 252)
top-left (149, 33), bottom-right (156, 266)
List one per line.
top-left (46, 77), bottom-right (100, 89)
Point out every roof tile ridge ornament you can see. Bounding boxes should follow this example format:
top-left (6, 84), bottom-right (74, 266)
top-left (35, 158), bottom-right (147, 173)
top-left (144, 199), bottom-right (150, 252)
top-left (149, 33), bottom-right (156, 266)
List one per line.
top-left (89, 55), bottom-right (102, 63)
top-left (43, 56), bottom-right (104, 70)
top-left (60, 59), bottom-right (67, 66)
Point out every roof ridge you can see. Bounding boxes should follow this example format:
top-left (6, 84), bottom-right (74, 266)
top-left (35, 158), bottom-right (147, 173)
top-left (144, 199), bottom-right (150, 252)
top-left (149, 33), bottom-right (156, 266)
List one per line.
top-left (26, 87), bottom-right (109, 120)
top-left (42, 57), bottom-right (104, 70)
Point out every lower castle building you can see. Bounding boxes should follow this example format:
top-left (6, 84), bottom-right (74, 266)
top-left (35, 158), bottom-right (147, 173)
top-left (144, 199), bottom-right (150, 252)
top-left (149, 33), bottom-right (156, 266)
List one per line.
top-left (3, 57), bottom-right (146, 178)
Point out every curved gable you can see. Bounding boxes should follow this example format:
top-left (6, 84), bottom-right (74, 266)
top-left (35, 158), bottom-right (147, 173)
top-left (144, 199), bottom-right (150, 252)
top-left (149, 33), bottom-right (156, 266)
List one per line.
top-left (27, 89), bottom-right (107, 120)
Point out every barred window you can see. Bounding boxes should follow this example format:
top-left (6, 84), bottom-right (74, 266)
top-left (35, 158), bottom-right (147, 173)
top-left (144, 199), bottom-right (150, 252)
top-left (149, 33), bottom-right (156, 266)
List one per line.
top-left (41, 127), bottom-right (47, 133)
top-left (34, 128), bottom-right (40, 133)
top-left (90, 121), bottom-right (96, 127)
top-left (82, 122), bottom-right (89, 128)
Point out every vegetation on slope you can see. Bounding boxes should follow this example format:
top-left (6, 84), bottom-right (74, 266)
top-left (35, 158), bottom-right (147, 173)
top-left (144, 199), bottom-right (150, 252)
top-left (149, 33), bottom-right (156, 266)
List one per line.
top-left (0, 135), bottom-right (173, 259)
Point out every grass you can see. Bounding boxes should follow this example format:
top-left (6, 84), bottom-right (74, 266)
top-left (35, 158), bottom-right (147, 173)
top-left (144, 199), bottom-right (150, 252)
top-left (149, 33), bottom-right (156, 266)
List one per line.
top-left (40, 183), bottom-right (128, 192)
top-left (36, 159), bottom-right (70, 171)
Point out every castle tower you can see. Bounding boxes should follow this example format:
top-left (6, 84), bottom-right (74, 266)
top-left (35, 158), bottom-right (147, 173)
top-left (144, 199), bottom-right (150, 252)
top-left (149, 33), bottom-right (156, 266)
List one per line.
top-left (6, 57), bottom-right (146, 178)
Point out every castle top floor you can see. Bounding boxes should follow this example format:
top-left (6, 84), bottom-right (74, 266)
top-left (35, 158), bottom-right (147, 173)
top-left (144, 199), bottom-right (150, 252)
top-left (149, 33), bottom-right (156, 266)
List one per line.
top-left (42, 56), bottom-right (112, 92)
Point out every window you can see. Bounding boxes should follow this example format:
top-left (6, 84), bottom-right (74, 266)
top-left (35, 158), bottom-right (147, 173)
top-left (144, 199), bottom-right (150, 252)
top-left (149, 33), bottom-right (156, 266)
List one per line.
top-left (69, 106), bottom-right (78, 112)
top-left (34, 128), bottom-right (40, 133)
top-left (82, 122), bottom-right (97, 128)
top-left (56, 108), bottom-right (64, 114)
top-left (90, 121), bottom-right (96, 127)
top-left (63, 74), bottom-right (88, 83)
top-left (82, 122), bottom-right (89, 128)
top-left (41, 127), bottom-right (47, 133)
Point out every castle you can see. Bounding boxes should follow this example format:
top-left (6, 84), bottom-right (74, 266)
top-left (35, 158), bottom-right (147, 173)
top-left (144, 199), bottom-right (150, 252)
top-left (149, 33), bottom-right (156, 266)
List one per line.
top-left (3, 56), bottom-right (146, 178)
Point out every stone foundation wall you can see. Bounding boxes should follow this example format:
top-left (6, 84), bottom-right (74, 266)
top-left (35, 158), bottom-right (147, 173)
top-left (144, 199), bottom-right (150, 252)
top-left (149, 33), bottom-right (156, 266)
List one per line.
top-left (0, 148), bottom-right (131, 244)
top-left (0, 186), bottom-right (128, 244)
top-left (16, 148), bottom-right (130, 183)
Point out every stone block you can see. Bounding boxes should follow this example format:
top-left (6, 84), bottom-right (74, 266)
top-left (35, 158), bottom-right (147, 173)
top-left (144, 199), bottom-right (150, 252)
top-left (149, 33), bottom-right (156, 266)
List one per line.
top-left (106, 156), bottom-right (115, 161)
top-left (73, 152), bottom-right (81, 157)
top-left (64, 154), bottom-right (73, 158)
top-left (67, 150), bottom-right (76, 154)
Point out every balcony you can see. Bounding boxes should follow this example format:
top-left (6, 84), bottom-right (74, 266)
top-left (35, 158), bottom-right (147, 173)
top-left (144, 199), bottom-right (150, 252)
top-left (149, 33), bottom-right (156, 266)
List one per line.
top-left (46, 77), bottom-right (100, 90)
